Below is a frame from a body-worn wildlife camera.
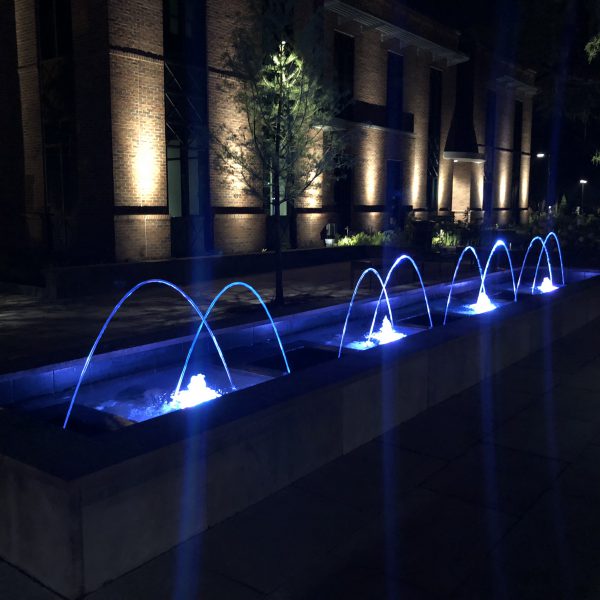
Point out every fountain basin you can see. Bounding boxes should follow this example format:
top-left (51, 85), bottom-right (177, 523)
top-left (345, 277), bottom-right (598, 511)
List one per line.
top-left (0, 267), bottom-right (598, 598)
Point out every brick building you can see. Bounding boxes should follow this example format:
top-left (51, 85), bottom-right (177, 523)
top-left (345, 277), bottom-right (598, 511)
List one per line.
top-left (1, 0), bottom-right (536, 264)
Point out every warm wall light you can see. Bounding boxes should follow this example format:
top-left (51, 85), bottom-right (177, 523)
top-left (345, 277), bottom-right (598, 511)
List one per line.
top-left (411, 161), bottom-right (421, 206)
top-left (365, 161), bottom-right (377, 203)
top-left (498, 171), bottom-right (508, 208)
top-left (134, 132), bottom-right (159, 201)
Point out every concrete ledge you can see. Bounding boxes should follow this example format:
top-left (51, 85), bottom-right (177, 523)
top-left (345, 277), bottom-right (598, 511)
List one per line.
top-left (1, 272), bottom-right (599, 597)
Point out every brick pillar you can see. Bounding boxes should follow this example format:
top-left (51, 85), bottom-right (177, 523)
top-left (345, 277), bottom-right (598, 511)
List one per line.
top-left (519, 95), bottom-right (533, 224)
top-left (71, 0), bottom-right (115, 260)
top-left (108, 0), bottom-right (169, 261)
top-left (0, 1), bottom-right (25, 255)
top-left (438, 65), bottom-right (457, 213)
top-left (404, 46), bottom-right (430, 215)
top-left (207, 0), bottom-right (266, 253)
top-left (13, 0), bottom-right (46, 252)
top-left (494, 90), bottom-right (514, 225)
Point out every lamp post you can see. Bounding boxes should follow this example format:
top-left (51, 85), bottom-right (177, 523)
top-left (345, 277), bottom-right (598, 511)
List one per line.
top-left (536, 152), bottom-right (550, 211)
top-left (580, 179), bottom-right (588, 212)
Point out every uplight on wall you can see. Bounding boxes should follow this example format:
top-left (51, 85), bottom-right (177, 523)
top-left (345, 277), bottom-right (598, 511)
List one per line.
top-left (134, 132), bottom-right (159, 201)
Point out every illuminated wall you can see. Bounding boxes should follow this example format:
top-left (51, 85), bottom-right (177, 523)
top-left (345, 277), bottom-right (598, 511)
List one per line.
top-left (109, 0), bottom-right (169, 260)
top-left (404, 46), bottom-right (429, 213)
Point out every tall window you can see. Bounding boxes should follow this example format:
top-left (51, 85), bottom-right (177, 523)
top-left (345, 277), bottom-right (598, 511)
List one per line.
top-left (483, 90), bottom-right (497, 217)
top-left (386, 52), bottom-right (404, 129)
top-left (426, 68), bottom-right (442, 211)
top-left (37, 0), bottom-right (75, 253)
top-left (164, 0), bottom-right (209, 221)
top-left (334, 31), bottom-right (354, 117)
top-left (511, 100), bottom-right (523, 222)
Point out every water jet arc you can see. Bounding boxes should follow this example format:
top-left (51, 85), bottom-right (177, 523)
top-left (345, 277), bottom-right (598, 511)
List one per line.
top-left (533, 231), bottom-right (565, 289)
top-left (63, 279), bottom-right (231, 430)
top-left (479, 240), bottom-right (517, 302)
top-left (368, 255), bottom-right (433, 340)
top-left (443, 246), bottom-right (484, 326)
top-left (516, 236), bottom-right (553, 296)
top-left (338, 268), bottom-right (394, 358)
top-left (174, 282), bottom-right (290, 399)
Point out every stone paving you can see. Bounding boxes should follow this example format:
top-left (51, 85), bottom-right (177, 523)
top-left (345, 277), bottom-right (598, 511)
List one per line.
top-left (0, 263), bottom-right (355, 372)
top-left (0, 260), bottom-right (453, 373)
top-left (2, 316), bottom-right (600, 599)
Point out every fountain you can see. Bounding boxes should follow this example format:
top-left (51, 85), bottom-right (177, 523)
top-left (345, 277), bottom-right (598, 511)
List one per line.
top-left (537, 276), bottom-right (559, 294)
top-left (345, 315), bottom-right (407, 351)
top-left (516, 235), bottom-right (554, 295)
top-left (367, 254), bottom-right (433, 340)
top-left (443, 246), bottom-right (484, 325)
top-left (62, 279), bottom-right (233, 430)
top-left (444, 240), bottom-right (517, 325)
top-left (173, 281), bottom-right (290, 401)
top-left (466, 290), bottom-right (497, 314)
top-left (57, 233), bottom-right (567, 429)
top-left (337, 267), bottom-right (394, 358)
top-left (533, 231), bottom-right (565, 289)
top-left (170, 374), bottom-right (221, 410)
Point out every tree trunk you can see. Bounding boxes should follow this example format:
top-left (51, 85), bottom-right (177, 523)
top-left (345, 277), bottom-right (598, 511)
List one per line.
top-left (273, 70), bottom-right (284, 307)
top-left (273, 188), bottom-right (284, 306)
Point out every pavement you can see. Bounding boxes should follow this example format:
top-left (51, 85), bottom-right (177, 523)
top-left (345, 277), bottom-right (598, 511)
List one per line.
top-left (1, 314), bottom-right (600, 599)
top-left (0, 259), bottom-right (455, 374)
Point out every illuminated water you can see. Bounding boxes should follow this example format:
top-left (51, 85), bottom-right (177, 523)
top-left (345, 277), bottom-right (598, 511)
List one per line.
top-left (346, 316), bottom-right (406, 351)
top-left (466, 291), bottom-right (497, 314)
top-left (443, 245), bottom-right (484, 325)
top-left (174, 281), bottom-right (290, 400)
top-left (367, 254), bottom-right (433, 340)
top-left (63, 279), bottom-right (232, 430)
top-left (516, 235), bottom-right (553, 295)
top-left (371, 316), bottom-right (407, 344)
top-left (170, 374), bottom-right (221, 409)
top-left (533, 231), bottom-right (565, 288)
top-left (538, 276), bottom-right (559, 294)
top-left (338, 267), bottom-right (394, 358)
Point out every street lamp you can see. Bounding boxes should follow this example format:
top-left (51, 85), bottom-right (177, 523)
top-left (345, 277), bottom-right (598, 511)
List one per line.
top-left (580, 179), bottom-right (588, 211)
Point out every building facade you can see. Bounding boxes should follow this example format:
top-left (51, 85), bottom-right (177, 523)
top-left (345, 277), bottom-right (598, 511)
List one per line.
top-left (1, 0), bottom-right (536, 264)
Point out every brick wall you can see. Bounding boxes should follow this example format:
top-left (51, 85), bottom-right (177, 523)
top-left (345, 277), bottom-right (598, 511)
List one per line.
top-left (114, 214), bottom-right (170, 261)
top-left (0, 1), bottom-right (25, 256)
top-left (207, 0), bottom-right (266, 253)
top-left (108, 0), bottom-right (169, 261)
top-left (403, 46), bottom-right (430, 212)
top-left (14, 0), bottom-right (46, 253)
